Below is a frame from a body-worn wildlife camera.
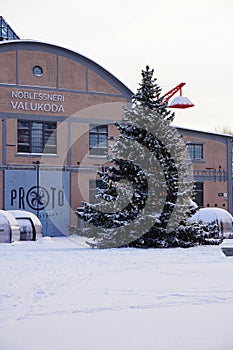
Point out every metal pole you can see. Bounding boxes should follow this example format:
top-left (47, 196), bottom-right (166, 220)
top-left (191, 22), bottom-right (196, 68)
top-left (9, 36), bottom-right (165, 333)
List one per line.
top-left (33, 160), bottom-right (40, 218)
top-left (36, 161), bottom-right (40, 218)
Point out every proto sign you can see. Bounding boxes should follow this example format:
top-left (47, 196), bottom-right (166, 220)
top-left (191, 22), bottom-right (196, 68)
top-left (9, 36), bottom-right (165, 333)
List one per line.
top-left (4, 170), bottom-right (70, 236)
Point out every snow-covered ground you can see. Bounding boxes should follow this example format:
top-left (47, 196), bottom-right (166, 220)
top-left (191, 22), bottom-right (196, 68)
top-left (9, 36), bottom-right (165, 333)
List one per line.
top-left (1, 236), bottom-right (233, 350)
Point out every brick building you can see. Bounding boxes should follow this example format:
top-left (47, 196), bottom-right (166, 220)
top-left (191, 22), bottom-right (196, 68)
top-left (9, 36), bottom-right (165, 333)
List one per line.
top-left (178, 127), bottom-right (232, 212)
top-left (0, 26), bottom-right (232, 235)
top-left (0, 39), bottom-right (132, 235)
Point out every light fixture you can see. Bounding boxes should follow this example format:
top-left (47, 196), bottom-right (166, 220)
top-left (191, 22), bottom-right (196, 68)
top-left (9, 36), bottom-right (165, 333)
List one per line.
top-left (168, 96), bottom-right (194, 109)
top-left (162, 82), bottom-right (195, 109)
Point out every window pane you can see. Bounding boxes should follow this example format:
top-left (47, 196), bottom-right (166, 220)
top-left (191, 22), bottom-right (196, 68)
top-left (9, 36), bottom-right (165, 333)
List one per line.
top-left (91, 147), bottom-right (108, 156)
top-left (44, 130), bottom-right (56, 145)
top-left (44, 122), bottom-right (56, 130)
top-left (2, 26), bottom-right (7, 37)
top-left (89, 124), bottom-right (108, 156)
top-left (187, 145), bottom-right (194, 158)
top-left (18, 120), bottom-right (29, 128)
top-left (187, 144), bottom-right (203, 159)
top-left (8, 28), bottom-right (14, 39)
top-left (17, 121), bottom-right (30, 152)
top-left (43, 144), bottom-right (57, 154)
top-left (31, 122), bottom-right (43, 153)
top-left (18, 144), bottom-right (30, 153)
top-left (195, 145), bottom-right (203, 159)
top-left (99, 134), bottom-right (107, 146)
top-left (18, 129), bottom-right (29, 143)
top-left (44, 122), bottom-right (56, 153)
top-left (90, 126), bottom-right (97, 133)
top-left (89, 134), bottom-right (98, 148)
top-left (97, 125), bottom-right (107, 133)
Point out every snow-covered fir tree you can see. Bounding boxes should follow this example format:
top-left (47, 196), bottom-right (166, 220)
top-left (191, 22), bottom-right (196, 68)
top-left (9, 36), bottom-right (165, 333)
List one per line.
top-left (76, 66), bottom-right (222, 248)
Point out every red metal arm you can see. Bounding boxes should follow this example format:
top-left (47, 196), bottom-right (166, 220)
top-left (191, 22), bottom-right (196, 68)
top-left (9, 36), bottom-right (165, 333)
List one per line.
top-left (161, 82), bottom-right (186, 103)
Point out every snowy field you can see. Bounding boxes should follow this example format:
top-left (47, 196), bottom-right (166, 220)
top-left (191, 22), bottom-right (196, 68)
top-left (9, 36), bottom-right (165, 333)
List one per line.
top-left (1, 237), bottom-right (233, 350)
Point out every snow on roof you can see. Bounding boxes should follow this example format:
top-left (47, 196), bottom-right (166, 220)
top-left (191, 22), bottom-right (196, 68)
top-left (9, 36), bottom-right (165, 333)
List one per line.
top-left (7, 210), bottom-right (42, 226)
top-left (191, 207), bottom-right (233, 222)
top-left (0, 209), bottom-right (19, 226)
top-left (174, 125), bottom-right (233, 138)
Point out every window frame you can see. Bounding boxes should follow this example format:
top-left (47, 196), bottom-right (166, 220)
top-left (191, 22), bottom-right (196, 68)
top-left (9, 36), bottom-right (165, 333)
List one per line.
top-left (187, 143), bottom-right (204, 160)
top-left (33, 65), bottom-right (43, 77)
top-left (89, 124), bottom-right (108, 157)
top-left (0, 16), bottom-right (19, 41)
top-left (17, 120), bottom-right (57, 155)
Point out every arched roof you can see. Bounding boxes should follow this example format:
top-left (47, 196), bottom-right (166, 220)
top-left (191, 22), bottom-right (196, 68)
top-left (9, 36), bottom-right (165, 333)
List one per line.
top-left (0, 40), bottom-right (133, 99)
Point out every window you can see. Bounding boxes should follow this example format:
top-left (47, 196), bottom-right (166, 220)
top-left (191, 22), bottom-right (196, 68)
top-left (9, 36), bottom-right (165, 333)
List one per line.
top-left (0, 16), bottom-right (19, 41)
top-left (89, 124), bottom-right (108, 156)
top-left (194, 182), bottom-right (204, 207)
top-left (187, 143), bottom-right (203, 159)
top-left (17, 120), bottom-right (57, 154)
top-left (33, 66), bottom-right (43, 77)
top-left (89, 179), bottom-right (105, 204)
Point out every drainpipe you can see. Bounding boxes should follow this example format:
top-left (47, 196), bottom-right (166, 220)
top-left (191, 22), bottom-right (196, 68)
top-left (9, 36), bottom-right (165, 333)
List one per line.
top-left (227, 137), bottom-right (233, 214)
top-left (2, 118), bottom-right (6, 165)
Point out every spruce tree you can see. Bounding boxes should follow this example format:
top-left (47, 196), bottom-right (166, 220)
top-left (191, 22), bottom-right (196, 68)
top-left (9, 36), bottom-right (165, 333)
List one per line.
top-left (132, 65), bottom-right (174, 122)
top-left (76, 66), bottom-right (222, 248)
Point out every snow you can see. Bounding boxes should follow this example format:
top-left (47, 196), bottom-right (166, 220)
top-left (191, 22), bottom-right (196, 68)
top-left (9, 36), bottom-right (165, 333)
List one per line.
top-left (1, 237), bottom-right (233, 350)
top-left (191, 207), bottom-right (233, 223)
top-left (190, 207), bottom-right (233, 238)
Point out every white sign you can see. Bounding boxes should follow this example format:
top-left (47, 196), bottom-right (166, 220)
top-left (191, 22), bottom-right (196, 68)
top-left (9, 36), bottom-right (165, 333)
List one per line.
top-left (10, 90), bottom-right (65, 113)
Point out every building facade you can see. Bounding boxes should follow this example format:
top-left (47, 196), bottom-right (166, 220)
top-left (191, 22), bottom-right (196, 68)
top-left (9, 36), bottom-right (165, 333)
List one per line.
top-left (178, 127), bottom-right (232, 213)
top-left (0, 38), bottom-right (232, 236)
top-left (0, 40), bottom-right (132, 235)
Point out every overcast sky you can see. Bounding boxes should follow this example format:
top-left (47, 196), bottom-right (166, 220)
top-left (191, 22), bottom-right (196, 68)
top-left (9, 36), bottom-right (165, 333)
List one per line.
top-left (2, 0), bottom-right (233, 132)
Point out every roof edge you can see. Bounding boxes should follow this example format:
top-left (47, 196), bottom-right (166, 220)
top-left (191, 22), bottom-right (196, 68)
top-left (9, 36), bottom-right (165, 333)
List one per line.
top-left (0, 39), bottom-right (133, 98)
